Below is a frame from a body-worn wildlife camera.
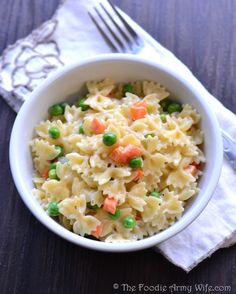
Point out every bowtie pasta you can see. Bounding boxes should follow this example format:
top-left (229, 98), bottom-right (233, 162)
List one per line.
top-left (31, 78), bottom-right (205, 242)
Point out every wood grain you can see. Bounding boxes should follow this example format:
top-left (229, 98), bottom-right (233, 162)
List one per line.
top-left (0, 1), bottom-right (235, 293)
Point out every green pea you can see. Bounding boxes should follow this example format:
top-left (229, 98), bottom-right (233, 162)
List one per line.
top-left (129, 157), bottom-right (143, 169)
top-left (109, 208), bottom-right (121, 220)
top-left (160, 113), bottom-right (167, 123)
top-left (49, 162), bottom-right (57, 170)
top-left (79, 124), bottom-right (85, 134)
top-left (122, 216), bottom-right (136, 229)
top-left (87, 202), bottom-right (99, 209)
top-left (149, 191), bottom-right (161, 198)
top-left (55, 145), bottom-right (64, 157)
top-left (48, 201), bottom-right (59, 216)
top-left (48, 104), bottom-right (64, 116)
top-left (48, 127), bottom-right (60, 139)
top-left (78, 98), bottom-right (90, 111)
top-left (160, 99), bottom-right (173, 111)
top-left (167, 102), bottom-right (182, 114)
top-left (144, 133), bottom-right (154, 138)
top-left (48, 169), bottom-right (58, 180)
top-left (123, 83), bottom-right (134, 95)
top-left (103, 132), bottom-right (117, 146)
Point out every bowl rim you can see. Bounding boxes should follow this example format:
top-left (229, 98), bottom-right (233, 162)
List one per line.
top-left (9, 53), bottom-right (223, 252)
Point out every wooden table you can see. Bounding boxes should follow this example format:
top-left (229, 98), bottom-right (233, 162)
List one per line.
top-left (0, 1), bottom-right (235, 293)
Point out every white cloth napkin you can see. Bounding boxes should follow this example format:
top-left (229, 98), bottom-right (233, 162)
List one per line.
top-left (1, 0), bottom-right (236, 272)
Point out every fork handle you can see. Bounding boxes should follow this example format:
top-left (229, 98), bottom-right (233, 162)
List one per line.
top-left (222, 130), bottom-right (236, 171)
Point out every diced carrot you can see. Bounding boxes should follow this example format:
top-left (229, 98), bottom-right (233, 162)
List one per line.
top-left (132, 168), bottom-right (144, 181)
top-left (91, 224), bottom-right (103, 239)
top-left (103, 196), bottom-right (118, 214)
top-left (41, 169), bottom-right (49, 180)
top-left (130, 101), bottom-right (148, 120)
top-left (134, 101), bottom-right (147, 108)
top-left (124, 144), bottom-right (143, 159)
top-left (184, 164), bottom-right (198, 176)
top-left (110, 146), bottom-right (128, 164)
top-left (110, 144), bottom-right (143, 164)
top-left (130, 106), bottom-right (147, 120)
top-left (91, 118), bottom-right (106, 134)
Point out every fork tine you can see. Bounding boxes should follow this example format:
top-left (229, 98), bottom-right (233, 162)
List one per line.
top-left (88, 11), bottom-right (118, 52)
top-left (107, 0), bottom-right (143, 46)
top-left (100, 2), bottom-right (133, 50)
top-left (94, 6), bottom-right (127, 52)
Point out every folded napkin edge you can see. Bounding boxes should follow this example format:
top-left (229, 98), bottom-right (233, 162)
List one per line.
top-left (157, 230), bottom-right (236, 272)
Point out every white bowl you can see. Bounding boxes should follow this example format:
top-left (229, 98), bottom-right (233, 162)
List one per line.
top-left (10, 54), bottom-right (223, 252)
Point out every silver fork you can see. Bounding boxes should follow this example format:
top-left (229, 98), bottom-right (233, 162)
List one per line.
top-left (89, 0), bottom-right (236, 170)
top-left (88, 0), bottom-right (150, 54)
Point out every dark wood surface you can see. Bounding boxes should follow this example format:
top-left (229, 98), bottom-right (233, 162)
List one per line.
top-left (0, 1), bottom-right (235, 293)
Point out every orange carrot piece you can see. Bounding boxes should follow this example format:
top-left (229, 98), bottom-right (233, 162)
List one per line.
top-left (184, 164), bottom-right (198, 176)
top-left (103, 196), bottom-right (118, 214)
top-left (130, 101), bottom-right (148, 120)
top-left (91, 224), bottom-right (103, 238)
top-left (124, 144), bottom-right (143, 159)
top-left (91, 118), bottom-right (106, 134)
top-left (110, 146), bottom-right (128, 164)
top-left (41, 169), bottom-right (49, 180)
top-left (134, 101), bottom-right (147, 108)
top-left (130, 106), bottom-right (147, 120)
top-left (132, 168), bottom-right (144, 181)
top-left (110, 144), bottom-right (143, 164)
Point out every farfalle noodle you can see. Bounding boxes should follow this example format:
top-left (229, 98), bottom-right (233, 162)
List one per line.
top-left (31, 79), bottom-right (205, 242)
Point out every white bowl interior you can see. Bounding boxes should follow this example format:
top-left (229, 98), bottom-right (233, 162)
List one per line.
top-left (10, 55), bottom-right (223, 252)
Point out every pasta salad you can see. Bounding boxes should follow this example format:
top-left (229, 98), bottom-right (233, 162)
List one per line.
top-left (31, 79), bottom-right (205, 242)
